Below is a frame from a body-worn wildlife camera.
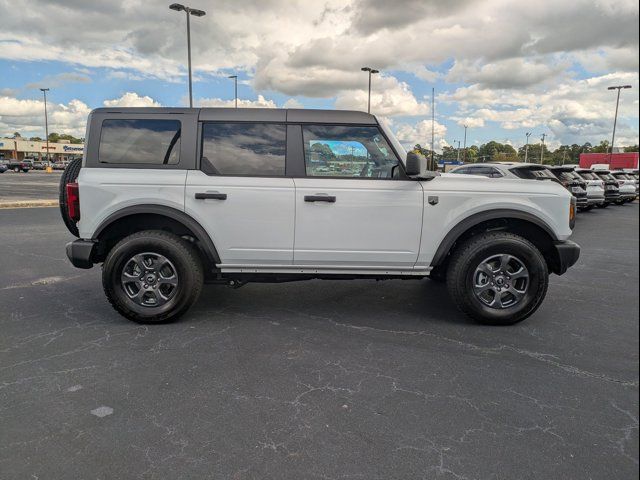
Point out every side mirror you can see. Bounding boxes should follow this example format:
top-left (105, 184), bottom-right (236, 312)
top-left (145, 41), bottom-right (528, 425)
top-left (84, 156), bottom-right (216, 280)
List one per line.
top-left (405, 151), bottom-right (439, 180)
top-left (405, 151), bottom-right (424, 176)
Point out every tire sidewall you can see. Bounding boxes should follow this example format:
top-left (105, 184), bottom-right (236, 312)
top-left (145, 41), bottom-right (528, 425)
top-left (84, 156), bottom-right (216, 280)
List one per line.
top-left (460, 238), bottom-right (548, 324)
top-left (104, 235), bottom-right (198, 322)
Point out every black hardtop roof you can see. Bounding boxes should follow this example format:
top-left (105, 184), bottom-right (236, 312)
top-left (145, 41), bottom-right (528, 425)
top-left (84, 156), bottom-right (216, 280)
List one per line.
top-left (89, 107), bottom-right (378, 125)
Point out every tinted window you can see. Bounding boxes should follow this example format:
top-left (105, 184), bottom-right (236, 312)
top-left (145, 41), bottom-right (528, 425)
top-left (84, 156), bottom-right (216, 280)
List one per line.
top-left (201, 123), bottom-right (286, 176)
top-left (577, 172), bottom-right (597, 180)
top-left (99, 119), bottom-right (181, 164)
top-left (302, 125), bottom-right (398, 178)
top-left (512, 168), bottom-right (555, 180)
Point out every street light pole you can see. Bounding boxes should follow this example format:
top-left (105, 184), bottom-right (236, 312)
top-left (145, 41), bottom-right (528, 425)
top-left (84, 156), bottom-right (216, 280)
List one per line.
top-left (169, 3), bottom-right (206, 108)
top-left (360, 67), bottom-right (379, 114)
top-left (607, 85), bottom-right (632, 164)
top-left (462, 125), bottom-right (468, 162)
top-left (40, 88), bottom-right (50, 165)
top-left (455, 140), bottom-right (461, 162)
top-left (228, 75), bottom-right (238, 108)
top-left (540, 133), bottom-right (547, 165)
top-left (524, 132), bottom-right (531, 163)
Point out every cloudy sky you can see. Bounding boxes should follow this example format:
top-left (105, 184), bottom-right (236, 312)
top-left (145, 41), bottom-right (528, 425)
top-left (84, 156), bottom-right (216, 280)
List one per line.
top-left (0, 0), bottom-right (638, 150)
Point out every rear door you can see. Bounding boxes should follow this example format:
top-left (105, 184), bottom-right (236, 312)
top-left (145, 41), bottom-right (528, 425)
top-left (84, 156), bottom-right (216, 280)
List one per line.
top-left (184, 114), bottom-right (295, 267)
top-left (291, 124), bottom-right (424, 269)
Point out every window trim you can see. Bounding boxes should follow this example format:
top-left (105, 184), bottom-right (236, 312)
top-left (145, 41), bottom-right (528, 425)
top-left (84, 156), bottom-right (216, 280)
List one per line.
top-left (198, 121), bottom-right (289, 178)
top-left (299, 123), bottom-right (406, 181)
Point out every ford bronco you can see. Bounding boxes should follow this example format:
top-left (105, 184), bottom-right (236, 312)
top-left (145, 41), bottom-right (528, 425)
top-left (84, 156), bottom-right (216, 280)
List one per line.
top-left (61, 108), bottom-right (579, 325)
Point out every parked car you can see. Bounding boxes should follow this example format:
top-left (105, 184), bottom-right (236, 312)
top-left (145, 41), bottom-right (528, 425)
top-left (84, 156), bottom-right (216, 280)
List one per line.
top-left (592, 170), bottom-right (621, 207)
top-left (61, 107), bottom-right (579, 326)
top-left (31, 160), bottom-right (47, 170)
top-left (52, 162), bottom-right (67, 170)
top-left (610, 171), bottom-right (638, 203)
top-left (574, 169), bottom-right (606, 209)
top-left (449, 162), bottom-right (560, 181)
top-left (0, 163), bottom-right (7, 174)
top-left (4, 160), bottom-right (31, 172)
top-left (547, 166), bottom-right (589, 211)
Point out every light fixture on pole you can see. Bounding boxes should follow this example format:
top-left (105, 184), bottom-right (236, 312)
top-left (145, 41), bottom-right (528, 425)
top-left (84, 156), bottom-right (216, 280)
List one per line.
top-left (540, 133), bottom-right (547, 165)
top-left (40, 88), bottom-right (50, 165)
top-left (228, 75), bottom-right (238, 108)
top-left (607, 85), bottom-right (632, 164)
top-left (360, 67), bottom-right (379, 114)
top-left (524, 132), bottom-right (532, 163)
top-left (169, 3), bottom-right (206, 108)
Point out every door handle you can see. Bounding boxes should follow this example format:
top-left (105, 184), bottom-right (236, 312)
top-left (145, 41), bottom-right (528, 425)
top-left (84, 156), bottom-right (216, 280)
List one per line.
top-left (304, 195), bottom-right (336, 203)
top-left (195, 192), bottom-right (227, 200)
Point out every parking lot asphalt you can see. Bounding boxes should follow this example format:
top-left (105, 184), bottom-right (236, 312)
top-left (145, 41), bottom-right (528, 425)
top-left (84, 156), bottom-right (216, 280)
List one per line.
top-left (0, 204), bottom-right (638, 479)
top-left (0, 170), bottom-right (62, 202)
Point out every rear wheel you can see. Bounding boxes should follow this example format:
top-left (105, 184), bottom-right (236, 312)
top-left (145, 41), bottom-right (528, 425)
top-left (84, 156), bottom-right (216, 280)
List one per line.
top-left (597, 202), bottom-right (609, 209)
top-left (102, 230), bottom-right (203, 324)
top-left (581, 205), bottom-right (594, 211)
top-left (446, 232), bottom-right (549, 325)
top-left (59, 158), bottom-right (82, 237)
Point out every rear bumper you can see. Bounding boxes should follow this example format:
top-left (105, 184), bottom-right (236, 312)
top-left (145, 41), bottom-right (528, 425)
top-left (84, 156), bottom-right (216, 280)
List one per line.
top-left (549, 240), bottom-right (580, 276)
top-left (66, 239), bottom-right (97, 269)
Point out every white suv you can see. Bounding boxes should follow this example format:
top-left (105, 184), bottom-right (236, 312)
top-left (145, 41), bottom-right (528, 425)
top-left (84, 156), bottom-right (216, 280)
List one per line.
top-left (61, 108), bottom-right (579, 325)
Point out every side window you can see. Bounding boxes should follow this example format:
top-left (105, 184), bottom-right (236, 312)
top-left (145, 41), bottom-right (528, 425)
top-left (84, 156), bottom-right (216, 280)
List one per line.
top-left (302, 125), bottom-right (399, 179)
top-left (201, 123), bottom-right (286, 176)
top-left (488, 168), bottom-right (503, 178)
top-left (99, 119), bottom-right (181, 165)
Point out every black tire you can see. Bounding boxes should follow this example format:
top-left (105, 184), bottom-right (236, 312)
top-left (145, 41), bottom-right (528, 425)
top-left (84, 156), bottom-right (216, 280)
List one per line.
top-left (581, 205), bottom-right (594, 211)
top-left (102, 230), bottom-right (203, 324)
top-left (59, 158), bottom-right (82, 237)
top-left (597, 202), bottom-right (609, 209)
top-left (446, 232), bottom-right (549, 325)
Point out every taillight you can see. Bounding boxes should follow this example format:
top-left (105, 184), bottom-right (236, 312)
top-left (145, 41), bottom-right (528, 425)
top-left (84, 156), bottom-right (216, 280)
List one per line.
top-left (66, 182), bottom-right (80, 222)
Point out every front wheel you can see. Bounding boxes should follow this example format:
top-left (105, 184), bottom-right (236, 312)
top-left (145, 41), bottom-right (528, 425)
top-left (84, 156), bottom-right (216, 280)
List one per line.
top-left (446, 232), bottom-right (549, 325)
top-left (102, 230), bottom-right (204, 324)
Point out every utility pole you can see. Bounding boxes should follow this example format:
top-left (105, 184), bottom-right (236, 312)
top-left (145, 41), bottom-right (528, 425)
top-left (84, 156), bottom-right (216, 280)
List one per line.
top-left (228, 75), bottom-right (238, 108)
top-left (455, 140), bottom-right (461, 162)
top-left (607, 85), bottom-right (632, 164)
top-left (462, 125), bottom-right (468, 162)
top-left (169, 4), bottom-right (206, 108)
top-left (524, 132), bottom-right (531, 163)
top-left (431, 87), bottom-right (435, 167)
top-left (361, 67), bottom-right (379, 114)
top-left (540, 133), bottom-right (547, 165)
top-left (40, 88), bottom-right (50, 165)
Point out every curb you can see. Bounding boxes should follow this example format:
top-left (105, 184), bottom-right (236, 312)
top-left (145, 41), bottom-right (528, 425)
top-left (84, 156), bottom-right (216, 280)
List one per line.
top-left (0, 200), bottom-right (59, 209)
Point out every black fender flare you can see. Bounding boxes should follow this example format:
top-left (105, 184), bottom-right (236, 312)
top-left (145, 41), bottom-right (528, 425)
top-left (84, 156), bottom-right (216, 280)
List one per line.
top-left (430, 209), bottom-right (559, 267)
top-left (93, 204), bottom-right (221, 265)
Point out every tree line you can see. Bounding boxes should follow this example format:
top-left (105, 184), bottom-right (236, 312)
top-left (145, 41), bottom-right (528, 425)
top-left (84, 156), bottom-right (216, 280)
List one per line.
top-left (414, 140), bottom-right (638, 166)
top-left (8, 132), bottom-right (84, 144)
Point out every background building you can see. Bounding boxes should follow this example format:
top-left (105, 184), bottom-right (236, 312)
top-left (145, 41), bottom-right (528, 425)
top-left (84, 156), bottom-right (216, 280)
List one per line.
top-left (0, 137), bottom-right (84, 162)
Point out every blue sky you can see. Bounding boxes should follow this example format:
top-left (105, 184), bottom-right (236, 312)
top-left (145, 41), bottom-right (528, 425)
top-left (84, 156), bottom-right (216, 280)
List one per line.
top-left (1, 0), bottom-right (638, 151)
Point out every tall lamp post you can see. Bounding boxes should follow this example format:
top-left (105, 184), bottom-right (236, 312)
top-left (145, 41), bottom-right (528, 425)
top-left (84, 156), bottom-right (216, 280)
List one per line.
top-left (40, 88), bottom-right (50, 165)
top-left (462, 124), bottom-right (468, 162)
top-left (228, 75), bottom-right (238, 108)
top-left (360, 67), bottom-right (379, 114)
top-left (169, 3), bottom-right (206, 108)
top-left (540, 133), bottom-right (547, 165)
top-left (607, 85), bottom-right (632, 163)
top-left (524, 132), bottom-right (531, 163)
top-left (455, 140), bottom-right (461, 162)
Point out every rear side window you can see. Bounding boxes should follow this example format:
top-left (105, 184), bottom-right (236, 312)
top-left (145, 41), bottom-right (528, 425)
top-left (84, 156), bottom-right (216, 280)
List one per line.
top-left (99, 119), bottom-right (181, 165)
top-left (512, 168), bottom-right (555, 180)
top-left (201, 123), bottom-right (286, 176)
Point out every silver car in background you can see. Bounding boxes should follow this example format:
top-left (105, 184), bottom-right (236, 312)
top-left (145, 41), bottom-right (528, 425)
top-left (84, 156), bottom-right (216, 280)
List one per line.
top-left (574, 169), bottom-right (606, 210)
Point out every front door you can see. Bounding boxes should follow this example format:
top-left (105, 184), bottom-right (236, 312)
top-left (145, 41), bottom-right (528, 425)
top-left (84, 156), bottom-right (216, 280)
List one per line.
top-left (292, 124), bottom-right (424, 268)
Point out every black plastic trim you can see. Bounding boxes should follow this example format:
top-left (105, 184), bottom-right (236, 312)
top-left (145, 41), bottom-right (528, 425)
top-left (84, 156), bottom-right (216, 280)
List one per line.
top-left (93, 205), bottom-right (221, 265)
top-left (550, 240), bottom-right (580, 275)
top-left (66, 239), bottom-right (97, 269)
top-left (431, 209), bottom-right (560, 267)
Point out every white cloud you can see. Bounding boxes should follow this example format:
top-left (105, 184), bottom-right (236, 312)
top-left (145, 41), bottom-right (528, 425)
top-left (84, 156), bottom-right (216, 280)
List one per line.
top-left (394, 119), bottom-right (448, 151)
top-left (103, 92), bottom-right (161, 108)
top-left (335, 76), bottom-right (429, 116)
top-left (198, 95), bottom-right (277, 109)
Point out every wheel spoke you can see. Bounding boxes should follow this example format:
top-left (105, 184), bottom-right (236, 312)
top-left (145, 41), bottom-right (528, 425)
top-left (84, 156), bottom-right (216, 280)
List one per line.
top-left (159, 275), bottom-right (178, 286)
top-left (489, 292), bottom-right (504, 308)
top-left (506, 286), bottom-right (524, 302)
top-left (121, 252), bottom-right (179, 308)
top-left (510, 267), bottom-right (529, 280)
top-left (498, 254), bottom-right (512, 272)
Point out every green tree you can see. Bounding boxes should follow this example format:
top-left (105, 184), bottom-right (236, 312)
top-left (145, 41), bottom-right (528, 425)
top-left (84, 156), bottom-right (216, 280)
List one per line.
top-left (624, 145), bottom-right (639, 152)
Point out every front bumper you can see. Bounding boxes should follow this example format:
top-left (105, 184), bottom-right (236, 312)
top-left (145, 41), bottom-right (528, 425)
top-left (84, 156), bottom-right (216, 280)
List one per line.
top-left (586, 195), bottom-right (605, 205)
top-left (549, 240), bottom-right (580, 276)
top-left (66, 239), bottom-right (97, 269)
